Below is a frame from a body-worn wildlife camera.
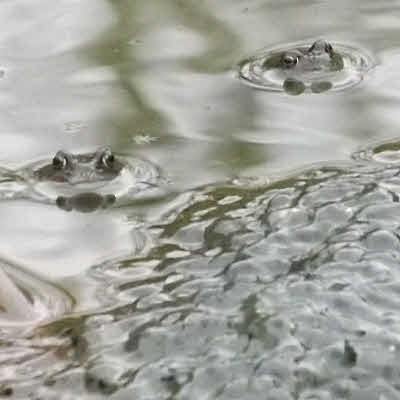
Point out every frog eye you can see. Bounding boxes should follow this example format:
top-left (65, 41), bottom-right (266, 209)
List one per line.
top-left (52, 151), bottom-right (69, 170)
top-left (282, 54), bottom-right (298, 68)
top-left (97, 149), bottom-right (115, 169)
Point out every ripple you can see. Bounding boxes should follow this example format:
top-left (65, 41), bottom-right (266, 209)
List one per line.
top-left (352, 139), bottom-right (400, 164)
top-left (0, 257), bottom-right (74, 330)
top-left (5, 161), bottom-right (400, 398)
top-left (238, 40), bottom-right (376, 94)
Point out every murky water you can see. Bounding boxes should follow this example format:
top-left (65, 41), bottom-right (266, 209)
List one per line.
top-left (1, 0), bottom-right (400, 398)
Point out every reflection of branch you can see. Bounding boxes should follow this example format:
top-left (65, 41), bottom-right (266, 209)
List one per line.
top-left (83, 0), bottom-right (266, 180)
top-left (85, 0), bottom-right (245, 139)
top-left (166, 0), bottom-right (241, 73)
top-left (0, 256), bottom-right (74, 323)
top-left (0, 260), bottom-right (36, 320)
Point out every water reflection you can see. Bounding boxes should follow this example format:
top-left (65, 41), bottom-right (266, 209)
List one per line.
top-left (0, 0), bottom-right (390, 184)
top-left (82, 0), bottom-right (388, 181)
top-left (0, 256), bottom-right (74, 328)
top-left (89, 0), bottom-right (263, 185)
top-left (0, 200), bottom-right (146, 278)
top-left (1, 0), bottom-right (400, 397)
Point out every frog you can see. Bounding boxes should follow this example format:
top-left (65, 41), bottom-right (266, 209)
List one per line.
top-left (13, 147), bottom-right (164, 206)
top-left (34, 148), bottom-right (124, 185)
top-left (262, 39), bottom-right (344, 94)
top-left (238, 38), bottom-right (374, 94)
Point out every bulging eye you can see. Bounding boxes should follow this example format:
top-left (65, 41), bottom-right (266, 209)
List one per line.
top-left (282, 54), bottom-right (298, 68)
top-left (97, 149), bottom-right (115, 169)
top-left (52, 152), bottom-right (69, 170)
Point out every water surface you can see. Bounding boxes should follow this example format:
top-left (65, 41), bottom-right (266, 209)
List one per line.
top-left (1, 0), bottom-right (400, 398)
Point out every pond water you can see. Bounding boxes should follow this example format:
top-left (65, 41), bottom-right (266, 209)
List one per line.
top-left (1, 0), bottom-right (400, 398)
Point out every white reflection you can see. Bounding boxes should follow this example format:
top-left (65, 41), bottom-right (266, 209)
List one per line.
top-left (0, 257), bottom-right (74, 327)
top-left (0, 0), bottom-right (116, 58)
top-left (0, 201), bottom-right (142, 278)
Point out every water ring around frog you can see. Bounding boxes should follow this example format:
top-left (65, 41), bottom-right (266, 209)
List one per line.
top-left (237, 40), bottom-right (376, 94)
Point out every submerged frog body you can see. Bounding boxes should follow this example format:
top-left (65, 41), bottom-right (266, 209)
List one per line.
top-left (11, 147), bottom-right (164, 206)
top-left (238, 38), bottom-right (375, 94)
top-left (56, 192), bottom-right (116, 213)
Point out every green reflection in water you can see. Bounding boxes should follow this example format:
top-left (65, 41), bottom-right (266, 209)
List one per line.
top-left (77, 0), bottom-right (267, 184)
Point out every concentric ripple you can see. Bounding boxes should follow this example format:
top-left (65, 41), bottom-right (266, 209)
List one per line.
top-left (352, 139), bottom-right (400, 164)
top-left (238, 40), bottom-right (375, 94)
